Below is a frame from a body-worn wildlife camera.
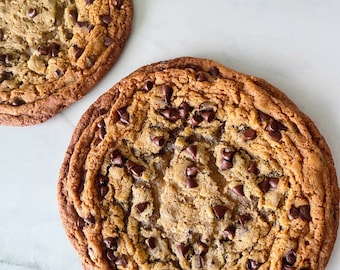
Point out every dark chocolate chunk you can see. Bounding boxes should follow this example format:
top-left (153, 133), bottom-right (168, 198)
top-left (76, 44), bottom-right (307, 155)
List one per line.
top-left (100, 15), bottom-right (111, 25)
top-left (85, 214), bottom-right (95, 225)
top-left (104, 36), bottom-right (114, 47)
top-left (117, 107), bottom-right (130, 124)
top-left (54, 69), bottom-right (63, 78)
top-left (201, 110), bottom-right (215, 122)
top-left (28, 8), bottom-right (38, 18)
top-left (186, 176), bottom-right (198, 188)
top-left (186, 166), bottom-right (199, 177)
top-left (258, 177), bottom-right (270, 193)
top-left (144, 81), bottom-right (154, 91)
top-left (151, 136), bottom-right (165, 146)
top-left (299, 205), bottom-right (312, 221)
top-left (269, 177), bottom-right (279, 189)
top-left (129, 164), bottom-right (145, 178)
top-left (97, 119), bottom-right (106, 140)
top-left (258, 110), bottom-right (270, 122)
top-left (38, 46), bottom-right (49, 56)
top-left (146, 237), bottom-right (156, 249)
top-left (162, 85), bottom-right (173, 104)
top-left (212, 205), bottom-right (227, 219)
top-left (268, 130), bottom-right (282, 142)
top-left (283, 250), bottom-right (297, 266)
top-left (243, 128), bottom-right (257, 140)
top-left (0, 54), bottom-right (11, 65)
top-left (221, 159), bottom-right (233, 170)
top-left (178, 243), bottom-right (190, 257)
top-left (196, 72), bottom-right (208, 82)
top-left (197, 241), bottom-right (209, 256)
top-left (110, 149), bottom-right (125, 167)
top-left (160, 108), bottom-right (181, 122)
top-left (50, 43), bottom-right (60, 57)
top-left (186, 145), bottom-right (197, 158)
top-left (69, 9), bottom-right (78, 20)
top-left (98, 174), bottom-right (109, 185)
top-left (12, 97), bottom-right (25, 106)
top-left (73, 45), bottom-right (84, 58)
top-left (112, 0), bottom-right (124, 9)
top-left (189, 113), bottom-right (203, 126)
top-left (232, 185), bottom-right (245, 197)
top-left (246, 259), bottom-right (261, 270)
top-left (0, 29), bottom-right (3, 41)
top-left (135, 202), bottom-right (148, 213)
top-left (221, 148), bottom-right (234, 161)
top-left (208, 66), bottom-right (220, 77)
top-left (105, 250), bottom-right (116, 261)
top-left (104, 237), bottom-right (118, 250)
top-left (247, 161), bottom-right (260, 174)
top-left (238, 214), bottom-right (252, 225)
top-left (100, 186), bottom-right (109, 199)
top-left (223, 225), bottom-right (236, 240)
top-left (289, 206), bottom-right (300, 219)
top-left (178, 101), bottom-right (192, 119)
top-left (77, 216), bottom-right (85, 228)
top-left (115, 255), bottom-right (128, 266)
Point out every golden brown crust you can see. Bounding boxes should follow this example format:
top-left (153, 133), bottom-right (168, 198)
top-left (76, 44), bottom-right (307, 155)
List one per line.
top-left (0, 0), bottom-right (133, 126)
top-left (58, 57), bottom-right (339, 270)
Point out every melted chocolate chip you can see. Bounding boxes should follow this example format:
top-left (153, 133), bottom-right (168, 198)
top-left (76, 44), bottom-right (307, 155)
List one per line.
top-left (73, 45), bottom-right (84, 58)
top-left (146, 237), bottom-right (156, 249)
top-left (186, 176), bottom-right (198, 188)
top-left (290, 205), bottom-right (311, 221)
top-left (247, 161), bottom-right (260, 174)
top-left (189, 113), bottom-right (203, 126)
top-left (151, 136), bottom-right (165, 146)
top-left (212, 205), bottom-right (227, 219)
top-left (100, 15), bottom-right (111, 25)
top-left (178, 243), bottom-right (190, 257)
top-left (178, 101), bottom-right (192, 119)
top-left (258, 110), bottom-right (270, 122)
top-left (269, 177), bottom-right (279, 189)
top-left (258, 177), bottom-right (270, 193)
top-left (289, 207), bottom-right (300, 219)
top-left (110, 149), bottom-right (125, 167)
top-left (201, 110), bottom-right (215, 122)
top-left (117, 107), bottom-right (130, 125)
top-left (135, 202), bottom-right (148, 213)
top-left (232, 185), bottom-right (245, 196)
top-left (196, 72), bottom-right (208, 82)
top-left (246, 259), bottom-right (261, 270)
top-left (144, 81), bottom-right (154, 91)
top-left (223, 225), bottom-right (236, 240)
top-left (162, 85), bottom-right (173, 104)
top-left (104, 36), bottom-right (114, 47)
top-left (186, 145), bottom-right (197, 158)
top-left (238, 214), bottom-right (252, 225)
top-left (28, 8), bottom-right (38, 18)
top-left (243, 128), bottom-right (257, 140)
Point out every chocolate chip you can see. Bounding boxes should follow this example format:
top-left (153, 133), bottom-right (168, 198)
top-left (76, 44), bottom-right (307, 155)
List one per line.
top-left (97, 119), bottom-right (106, 140)
top-left (146, 237), bottom-right (156, 249)
top-left (129, 164), bottom-right (145, 178)
top-left (223, 225), bottom-right (236, 240)
top-left (162, 85), bottom-right (173, 104)
top-left (69, 9), bottom-right (78, 20)
top-left (186, 145), bottom-right (197, 158)
top-left (283, 250), bottom-right (297, 266)
top-left (199, 256), bottom-right (205, 268)
top-left (54, 69), bottom-right (63, 78)
top-left (85, 214), bottom-right (95, 225)
top-left (238, 214), bottom-right (252, 225)
top-left (135, 202), bottom-right (148, 213)
top-left (160, 108), bottom-right (181, 122)
top-left (221, 148), bottom-right (234, 161)
top-left (197, 241), bottom-right (209, 256)
top-left (289, 207), bottom-right (300, 219)
top-left (115, 255), bottom-right (128, 266)
top-left (38, 46), bottom-right (49, 56)
top-left (73, 45), bottom-right (84, 58)
top-left (178, 101), bottom-right (192, 119)
top-left (266, 118), bottom-right (280, 132)
top-left (104, 36), bottom-right (114, 47)
top-left (117, 107), bottom-right (130, 124)
top-left (105, 250), bottom-right (116, 261)
top-left (110, 149), bottom-right (125, 167)
top-left (0, 54), bottom-right (11, 65)
top-left (201, 110), bottom-right (215, 122)
top-left (283, 266), bottom-right (296, 270)
top-left (98, 174), bottom-right (109, 185)
top-left (269, 177), bottom-right (279, 189)
top-left (247, 161), bottom-right (260, 174)
top-left (86, 57), bottom-right (94, 68)
top-left (76, 217), bottom-right (85, 228)
top-left (221, 159), bottom-right (233, 170)
top-left (86, 0), bottom-right (94, 5)
top-left (50, 42), bottom-right (60, 57)
top-left (299, 205), bottom-right (311, 221)
top-left (112, 0), bottom-right (124, 9)
top-left (178, 243), bottom-right (190, 257)
top-left (100, 186), bottom-right (109, 199)
top-left (186, 176), bottom-right (198, 188)
top-left (28, 8), bottom-right (38, 18)
top-left (258, 177), bottom-right (270, 193)
top-left (243, 128), bottom-right (257, 140)
top-left (208, 66), bottom-right (220, 77)
top-left (0, 29), bottom-right (3, 41)
top-left (258, 111), bottom-right (270, 122)
top-left (144, 81), bottom-right (154, 91)
top-left (186, 166), bottom-right (199, 177)
top-left (151, 136), bottom-right (165, 146)
top-left (104, 237), bottom-right (118, 250)
top-left (268, 130), bottom-right (282, 142)
top-left (246, 259), bottom-right (261, 270)
top-left (189, 113), bottom-right (203, 126)
top-left (12, 97), bottom-right (25, 106)
top-left (212, 205), bottom-right (227, 219)
top-left (196, 72), bottom-right (208, 82)
top-left (100, 15), bottom-right (111, 25)
top-left (232, 185), bottom-right (244, 197)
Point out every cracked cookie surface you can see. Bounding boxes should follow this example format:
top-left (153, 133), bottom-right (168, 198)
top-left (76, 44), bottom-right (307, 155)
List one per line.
top-left (58, 57), bottom-right (339, 270)
top-left (0, 0), bottom-right (133, 125)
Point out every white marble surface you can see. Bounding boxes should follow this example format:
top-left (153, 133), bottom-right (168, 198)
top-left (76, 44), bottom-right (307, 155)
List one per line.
top-left (1, 0), bottom-right (340, 269)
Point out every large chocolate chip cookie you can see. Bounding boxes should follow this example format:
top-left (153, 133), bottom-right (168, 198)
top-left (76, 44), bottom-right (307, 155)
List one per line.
top-left (0, 0), bottom-right (133, 126)
top-left (58, 57), bottom-right (339, 269)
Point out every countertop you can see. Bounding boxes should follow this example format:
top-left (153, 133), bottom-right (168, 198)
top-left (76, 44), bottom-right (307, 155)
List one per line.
top-left (1, 1), bottom-right (340, 269)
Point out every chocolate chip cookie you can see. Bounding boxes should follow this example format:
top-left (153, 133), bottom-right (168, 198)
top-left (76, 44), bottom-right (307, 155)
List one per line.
top-left (0, 0), bottom-right (133, 126)
top-left (58, 57), bottom-right (339, 269)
